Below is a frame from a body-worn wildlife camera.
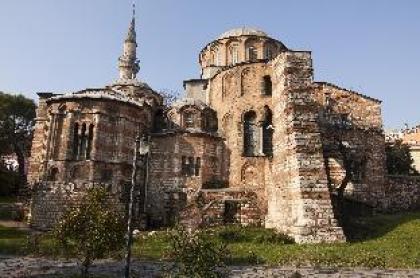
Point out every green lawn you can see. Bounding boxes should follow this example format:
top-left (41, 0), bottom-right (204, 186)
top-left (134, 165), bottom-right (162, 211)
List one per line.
top-left (0, 225), bottom-right (27, 254)
top-left (133, 212), bottom-right (420, 268)
top-left (1, 212), bottom-right (419, 268)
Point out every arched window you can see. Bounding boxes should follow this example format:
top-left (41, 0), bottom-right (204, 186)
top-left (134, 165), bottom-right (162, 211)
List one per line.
top-left (86, 124), bottom-right (94, 159)
top-left (229, 44), bottom-right (239, 65)
top-left (243, 111), bottom-right (258, 156)
top-left (262, 75), bottom-right (272, 96)
top-left (215, 51), bottom-right (221, 66)
top-left (48, 167), bottom-right (59, 181)
top-left (264, 45), bottom-right (273, 59)
top-left (72, 123), bottom-right (79, 159)
top-left (153, 109), bottom-right (167, 132)
top-left (79, 123), bottom-right (87, 159)
top-left (262, 107), bottom-right (273, 157)
top-left (247, 46), bottom-right (258, 61)
top-left (202, 109), bottom-right (218, 132)
top-left (183, 112), bottom-right (194, 128)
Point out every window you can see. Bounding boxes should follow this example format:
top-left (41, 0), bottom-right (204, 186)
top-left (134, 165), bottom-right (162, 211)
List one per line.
top-left (224, 200), bottom-right (240, 224)
top-left (86, 124), bottom-right (94, 159)
top-left (229, 45), bottom-right (239, 64)
top-left (262, 76), bottom-right (272, 96)
top-left (79, 123), bottom-right (87, 159)
top-left (188, 157), bottom-right (195, 176)
top-left (72, 122), bottom-right (94, 160)
top-left (202, 109), bottom-right (218, 133)
top-left (181, 156), bottom-right (201, 177)
top-left (243, 111), bottom-right (258, 156)
top-left (195, 157), bottom-right (201, 176)
top-left (181, 156), bottom-right (188, 175)
top-left (262, 107), bottom-right (273, 157)
top-left (48, 167), bottom-right (59, 181)
top-left (247, 46), bottom-right (258, 61)
top-left (264, 46), bottom-right (273, 59)
top-left (184, 112), bottom-right (194, 128)
top-left (215, 51), bottom-right (221, 66)
top-left (72, 123), bottom-right (79, 159)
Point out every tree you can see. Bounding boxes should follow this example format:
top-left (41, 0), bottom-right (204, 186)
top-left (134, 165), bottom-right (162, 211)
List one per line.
top-left (53, 188), bottom-right (126, 276)
top-left (0, 92), bottom-right (36, 192)
top-left (386, 140), bottom-right (419, 175)
top-left (158, 89), bottom-right (180, 106)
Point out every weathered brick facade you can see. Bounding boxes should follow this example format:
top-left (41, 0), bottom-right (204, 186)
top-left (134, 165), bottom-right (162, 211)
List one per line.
top-left (28, 24), bottom-right (388, 243)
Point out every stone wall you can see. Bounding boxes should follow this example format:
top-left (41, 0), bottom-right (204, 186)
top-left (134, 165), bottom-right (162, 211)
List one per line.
top-left (314, 83), bottom-right (387, 207)
top-left (381, 176), bottom-right (420, 212)
top-left (30, 182), bottom-right (127, 230)
top-left (266, 51), bottom-right (345, 243)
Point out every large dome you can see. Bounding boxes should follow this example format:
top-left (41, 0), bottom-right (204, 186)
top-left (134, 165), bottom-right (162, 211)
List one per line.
top-left (217, 27), bottom-right (269, 40)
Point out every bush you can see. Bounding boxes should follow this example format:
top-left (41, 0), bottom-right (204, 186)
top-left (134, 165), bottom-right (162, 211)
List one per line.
top-left (167, 226), bottom-right (228, 277)
top-left (53, 188), bottom-right (126, 277)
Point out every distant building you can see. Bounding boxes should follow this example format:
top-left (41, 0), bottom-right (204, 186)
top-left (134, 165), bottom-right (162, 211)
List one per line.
top-left (28, 9), bottom-right (388, 243)
top-left (386, 125), bottom-right (420, 172)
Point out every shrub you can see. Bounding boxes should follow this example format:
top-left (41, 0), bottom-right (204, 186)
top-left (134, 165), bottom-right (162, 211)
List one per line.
top-left (53, 188), bottom-right (125, 277)
top-left (167, 226), bottom-right (228, 277)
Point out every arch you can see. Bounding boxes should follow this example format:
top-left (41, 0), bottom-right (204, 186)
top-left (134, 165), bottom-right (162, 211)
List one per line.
top-left (262, 106), bottom-right (273, 156)
top-left (221, 113), bottom-right (233, 137)
top-left (48, 167), bottom-right (59, 181)
top-left (72, 123), bottom-right (79, 159)
top-left (86, 124), bottom-right (94, 159)
top-left (240, 161), bottom-right (257, 185)
top-left (80, 123), bottom-right (87, 159)
top-left (181, 107), bottom-right (200, 129)
top-left (243, 110), bottom-right (258, 156)
top-left (222, 72), bottom-right (235, 99)
top-left (202, 108), bottom-right (218, 132)
top-left (262, 75), bottom-right (272, 96)
top-left (152, 109), bottom-right (167, 132)
top-left (226, 40), bottom-right (240, 65)
top-left (240, 67), bottom-right (252, 96)
top-left (245, 38), bottom-right (260, 61)
top-left (263, 41), bottom-right (277, 59)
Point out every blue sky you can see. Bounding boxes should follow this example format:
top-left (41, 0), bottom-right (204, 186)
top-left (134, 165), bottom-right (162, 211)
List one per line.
top-left (0, 0), bottom-right (419, 128)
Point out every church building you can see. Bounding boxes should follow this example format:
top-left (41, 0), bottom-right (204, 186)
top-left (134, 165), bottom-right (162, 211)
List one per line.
top-left (28, 9), bottom-right (386, 243)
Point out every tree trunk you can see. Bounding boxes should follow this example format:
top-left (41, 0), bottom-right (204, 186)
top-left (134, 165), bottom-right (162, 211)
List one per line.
top-left (81, 257), bottom-right (91, 277)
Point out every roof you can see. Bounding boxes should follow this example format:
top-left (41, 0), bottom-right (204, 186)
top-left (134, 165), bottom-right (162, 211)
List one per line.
top-left (315, 82), bottom-right (382, 103)
top-left (170, 98), bottom-right (209, 111)
top-left (47, 88), bottom-right (148, 108)
top-left (217, 27), bottom-right (269, 40)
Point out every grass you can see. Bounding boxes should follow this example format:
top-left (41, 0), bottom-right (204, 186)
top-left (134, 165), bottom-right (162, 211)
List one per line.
top-left (1, 212), bottom-right (419, 269)
top-left (133, 212), bottom-right (420, 268)
top-left (0, 225), bottom-right (27, 254)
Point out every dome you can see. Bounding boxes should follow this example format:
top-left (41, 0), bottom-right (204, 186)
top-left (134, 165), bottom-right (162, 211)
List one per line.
top-left (217, 27), bottom-right (268, 40)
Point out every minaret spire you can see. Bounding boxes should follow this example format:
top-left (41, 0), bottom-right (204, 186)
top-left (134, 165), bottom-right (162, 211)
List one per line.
top-left (118, 2), bottom-right (140, 81)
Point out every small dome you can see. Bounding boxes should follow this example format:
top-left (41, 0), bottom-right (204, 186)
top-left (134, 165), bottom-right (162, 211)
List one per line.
top-left (218, 27), bottom-right (268, 40)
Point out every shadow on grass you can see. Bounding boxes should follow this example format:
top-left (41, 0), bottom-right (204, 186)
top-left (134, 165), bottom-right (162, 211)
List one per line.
top-left (342, 211), bottom-right (420, 242)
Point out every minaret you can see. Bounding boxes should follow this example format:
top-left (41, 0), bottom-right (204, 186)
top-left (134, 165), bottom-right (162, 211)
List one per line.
top-left (118, 3), bottom-right (140, 81)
